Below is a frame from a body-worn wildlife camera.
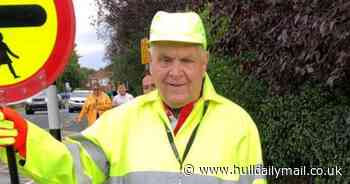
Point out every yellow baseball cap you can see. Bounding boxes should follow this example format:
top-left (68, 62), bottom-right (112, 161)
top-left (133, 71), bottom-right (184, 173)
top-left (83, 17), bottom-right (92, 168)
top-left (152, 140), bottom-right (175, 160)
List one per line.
top-left (149, 11), bottom-right (207, 50)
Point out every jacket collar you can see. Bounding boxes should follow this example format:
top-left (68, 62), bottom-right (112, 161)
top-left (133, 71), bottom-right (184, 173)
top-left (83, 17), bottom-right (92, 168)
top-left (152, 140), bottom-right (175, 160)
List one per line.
top-left (201, 73), bottom-right (222, 103)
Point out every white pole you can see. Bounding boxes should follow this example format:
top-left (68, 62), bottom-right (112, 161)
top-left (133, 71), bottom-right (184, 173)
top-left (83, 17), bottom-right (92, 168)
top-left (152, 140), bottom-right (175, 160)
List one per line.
top-left (47, 84), bottom-right (62, 141)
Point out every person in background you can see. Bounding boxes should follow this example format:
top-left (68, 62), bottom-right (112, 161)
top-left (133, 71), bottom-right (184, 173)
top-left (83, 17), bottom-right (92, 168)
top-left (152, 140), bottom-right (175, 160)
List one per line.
top-left (112, 82), bottom-right (134, 107)
top-left (75, 83), bottom-right (112, 127)
top-left (142, 72), bottom-right (156, 94)
top-left (105, 82), bottom-right (117, 99)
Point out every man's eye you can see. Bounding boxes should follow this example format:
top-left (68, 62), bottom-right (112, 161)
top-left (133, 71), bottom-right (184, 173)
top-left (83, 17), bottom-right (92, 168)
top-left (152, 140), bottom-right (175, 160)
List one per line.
top-left (182, 59), bottom-right (194, 63)
top-left (160, 58), bottom-right (171, 63)
top-left (163, 58), bottom-right (171, 62)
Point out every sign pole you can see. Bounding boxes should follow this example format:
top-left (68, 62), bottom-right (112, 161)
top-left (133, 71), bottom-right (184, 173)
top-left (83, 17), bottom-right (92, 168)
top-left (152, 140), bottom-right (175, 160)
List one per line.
top-left (6, 146), bottom-right (20, 184)
top-left (47, 83), bottom-right (62, 141)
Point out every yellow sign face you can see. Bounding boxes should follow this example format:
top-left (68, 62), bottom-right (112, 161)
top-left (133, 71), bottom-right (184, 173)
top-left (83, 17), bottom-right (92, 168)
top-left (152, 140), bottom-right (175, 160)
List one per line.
top-left (141, 38), bottom-right (151, 64)
top-left (0, 0), bottom-right (57, 86)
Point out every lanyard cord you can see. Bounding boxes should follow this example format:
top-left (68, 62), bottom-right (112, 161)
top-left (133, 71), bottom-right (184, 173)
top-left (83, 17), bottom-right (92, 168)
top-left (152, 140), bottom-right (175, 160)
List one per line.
top-left (163, 101), bottom-right (209, 169)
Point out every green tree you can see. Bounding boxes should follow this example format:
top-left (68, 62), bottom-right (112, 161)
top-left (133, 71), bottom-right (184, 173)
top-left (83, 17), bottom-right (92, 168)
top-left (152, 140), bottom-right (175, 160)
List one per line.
top-left (56, 47), bottom-right (91, 92)
top-left (79, 67), bottom-right (96, 88)
top-left (109, 45), bottom-right (144, 95)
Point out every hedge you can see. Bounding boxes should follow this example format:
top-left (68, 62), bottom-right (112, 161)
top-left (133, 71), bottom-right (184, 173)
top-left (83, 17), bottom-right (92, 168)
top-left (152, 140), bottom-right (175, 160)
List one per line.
top-left (207, 55), bottom-right (349, 183)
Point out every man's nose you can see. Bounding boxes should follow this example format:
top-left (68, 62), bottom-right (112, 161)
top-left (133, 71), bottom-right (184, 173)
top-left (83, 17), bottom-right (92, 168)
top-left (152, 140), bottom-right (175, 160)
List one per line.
top-left (168, 61), bottom-right (183, 77)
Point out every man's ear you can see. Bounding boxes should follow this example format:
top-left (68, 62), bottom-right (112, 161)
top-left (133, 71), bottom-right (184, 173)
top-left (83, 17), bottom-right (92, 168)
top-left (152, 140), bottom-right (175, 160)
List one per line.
top-left (149, 61), bottom-right (154, 75)
top-left (205, 51), bottom-right (209, 64)
top-left (149, 48), bottom-right (154, 75)
top-left (202, 51), bottom-right (209, 74)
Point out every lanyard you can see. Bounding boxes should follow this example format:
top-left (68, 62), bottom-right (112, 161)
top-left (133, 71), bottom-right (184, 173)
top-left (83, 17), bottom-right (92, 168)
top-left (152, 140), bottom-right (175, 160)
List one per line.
top-left (163, 101), bottom-right (209, 169)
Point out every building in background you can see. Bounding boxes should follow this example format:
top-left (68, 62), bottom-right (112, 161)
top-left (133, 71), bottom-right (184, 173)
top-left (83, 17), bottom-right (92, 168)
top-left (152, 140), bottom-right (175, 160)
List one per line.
top-left (87, 68), bottom-right (112, 91)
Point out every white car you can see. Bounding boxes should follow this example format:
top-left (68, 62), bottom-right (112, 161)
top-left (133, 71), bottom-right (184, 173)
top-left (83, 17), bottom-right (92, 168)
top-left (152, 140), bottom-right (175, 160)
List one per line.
top-left (25, 90), bottom-right (64, 115)
top-left (68, 90), bottom-right (91, 113)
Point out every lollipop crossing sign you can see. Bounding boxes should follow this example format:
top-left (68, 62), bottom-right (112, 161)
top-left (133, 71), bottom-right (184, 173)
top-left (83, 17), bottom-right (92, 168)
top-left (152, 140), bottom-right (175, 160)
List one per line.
top-left (0, 0), bottom-right (75, 103)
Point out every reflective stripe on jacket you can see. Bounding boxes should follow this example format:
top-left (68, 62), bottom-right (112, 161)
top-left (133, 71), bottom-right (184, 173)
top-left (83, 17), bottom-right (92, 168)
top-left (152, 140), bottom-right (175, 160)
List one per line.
top-left (0, 74), bottom-right (267, 184)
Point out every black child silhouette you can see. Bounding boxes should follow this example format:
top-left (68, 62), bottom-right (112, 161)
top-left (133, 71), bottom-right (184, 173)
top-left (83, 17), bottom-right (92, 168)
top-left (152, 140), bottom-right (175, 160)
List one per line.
top-left (0, 32), bottom-right (20, 78)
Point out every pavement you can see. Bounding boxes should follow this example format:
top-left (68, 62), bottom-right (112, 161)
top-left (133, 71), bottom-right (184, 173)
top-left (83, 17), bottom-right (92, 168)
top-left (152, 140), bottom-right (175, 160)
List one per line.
top-left (0, 166), bottom-right (33, 184)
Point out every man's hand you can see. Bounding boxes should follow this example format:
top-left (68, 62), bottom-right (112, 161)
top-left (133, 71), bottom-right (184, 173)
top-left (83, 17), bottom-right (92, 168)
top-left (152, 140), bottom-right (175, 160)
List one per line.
top-left (0, 107), bottom-right (28, 157)
top-left (74, 116), bottom-right (85, 130)
top-left (0, 118), bottom-right (18, 146)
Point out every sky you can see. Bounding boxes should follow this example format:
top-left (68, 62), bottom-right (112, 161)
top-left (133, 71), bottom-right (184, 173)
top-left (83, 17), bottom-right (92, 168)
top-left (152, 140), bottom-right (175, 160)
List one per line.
top-left (73, 0), bottom-right (108, 70)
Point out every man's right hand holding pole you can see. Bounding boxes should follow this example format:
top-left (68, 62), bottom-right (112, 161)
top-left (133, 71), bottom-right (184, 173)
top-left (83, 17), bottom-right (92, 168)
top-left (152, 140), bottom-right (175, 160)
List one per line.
top-left (0, 107), bottom-right (28, 184)
top-left (0, 107), bottom-right (28, 158)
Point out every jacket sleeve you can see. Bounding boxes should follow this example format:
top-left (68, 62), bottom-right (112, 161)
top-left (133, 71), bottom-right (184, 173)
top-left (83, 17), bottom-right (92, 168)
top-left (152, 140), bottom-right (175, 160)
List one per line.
top-left (0, 121), bottom-right (107, 184)
top-left (79, 96), bottom-right (92, 120)
top-left (237, 111), bottom-right (267, 184)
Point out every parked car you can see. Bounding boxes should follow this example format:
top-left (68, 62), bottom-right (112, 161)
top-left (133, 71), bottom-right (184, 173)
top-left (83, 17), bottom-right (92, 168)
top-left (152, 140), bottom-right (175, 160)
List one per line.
top-left (25, 90), bottom-right (64, 115)
top-left (68, 90), bottom-right (91, 113)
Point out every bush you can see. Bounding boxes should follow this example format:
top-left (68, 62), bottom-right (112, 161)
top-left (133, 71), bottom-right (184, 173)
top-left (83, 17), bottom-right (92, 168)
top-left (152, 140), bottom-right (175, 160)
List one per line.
top-left (207, 55), bottom-right (268, 118)
top-left (207, 55), bottom-right (350, 183)
top-left (257, 83), bottom-right (350, 183)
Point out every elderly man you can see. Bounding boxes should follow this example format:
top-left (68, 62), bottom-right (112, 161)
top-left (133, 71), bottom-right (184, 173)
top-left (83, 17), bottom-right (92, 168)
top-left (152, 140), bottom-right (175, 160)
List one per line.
top-left (0, 11), bottom-right (266, 184)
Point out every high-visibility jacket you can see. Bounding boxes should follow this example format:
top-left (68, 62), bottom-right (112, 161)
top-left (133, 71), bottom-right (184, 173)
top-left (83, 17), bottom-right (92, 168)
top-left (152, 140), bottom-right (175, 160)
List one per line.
top-left (0, 74), bottom-right (266, 184)
top-left (78, 91), bottom-right (112, 126)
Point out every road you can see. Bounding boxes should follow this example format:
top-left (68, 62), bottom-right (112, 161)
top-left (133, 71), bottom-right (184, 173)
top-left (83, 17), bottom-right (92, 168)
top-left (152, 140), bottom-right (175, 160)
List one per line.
top-left (0, 109), bottom-right (88, 184)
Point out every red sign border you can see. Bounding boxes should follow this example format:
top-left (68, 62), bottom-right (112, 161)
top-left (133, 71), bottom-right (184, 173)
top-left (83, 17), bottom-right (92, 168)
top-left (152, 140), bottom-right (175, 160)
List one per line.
top-left (0, 0), bottom-right (75, 103)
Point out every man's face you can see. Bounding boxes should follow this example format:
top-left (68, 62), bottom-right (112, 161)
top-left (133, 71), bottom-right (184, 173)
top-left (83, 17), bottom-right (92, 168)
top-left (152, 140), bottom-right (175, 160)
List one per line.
top-left (142, 75), bottom-right (156, 94)
top-left (150, 42), bottom-right (208, 108)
